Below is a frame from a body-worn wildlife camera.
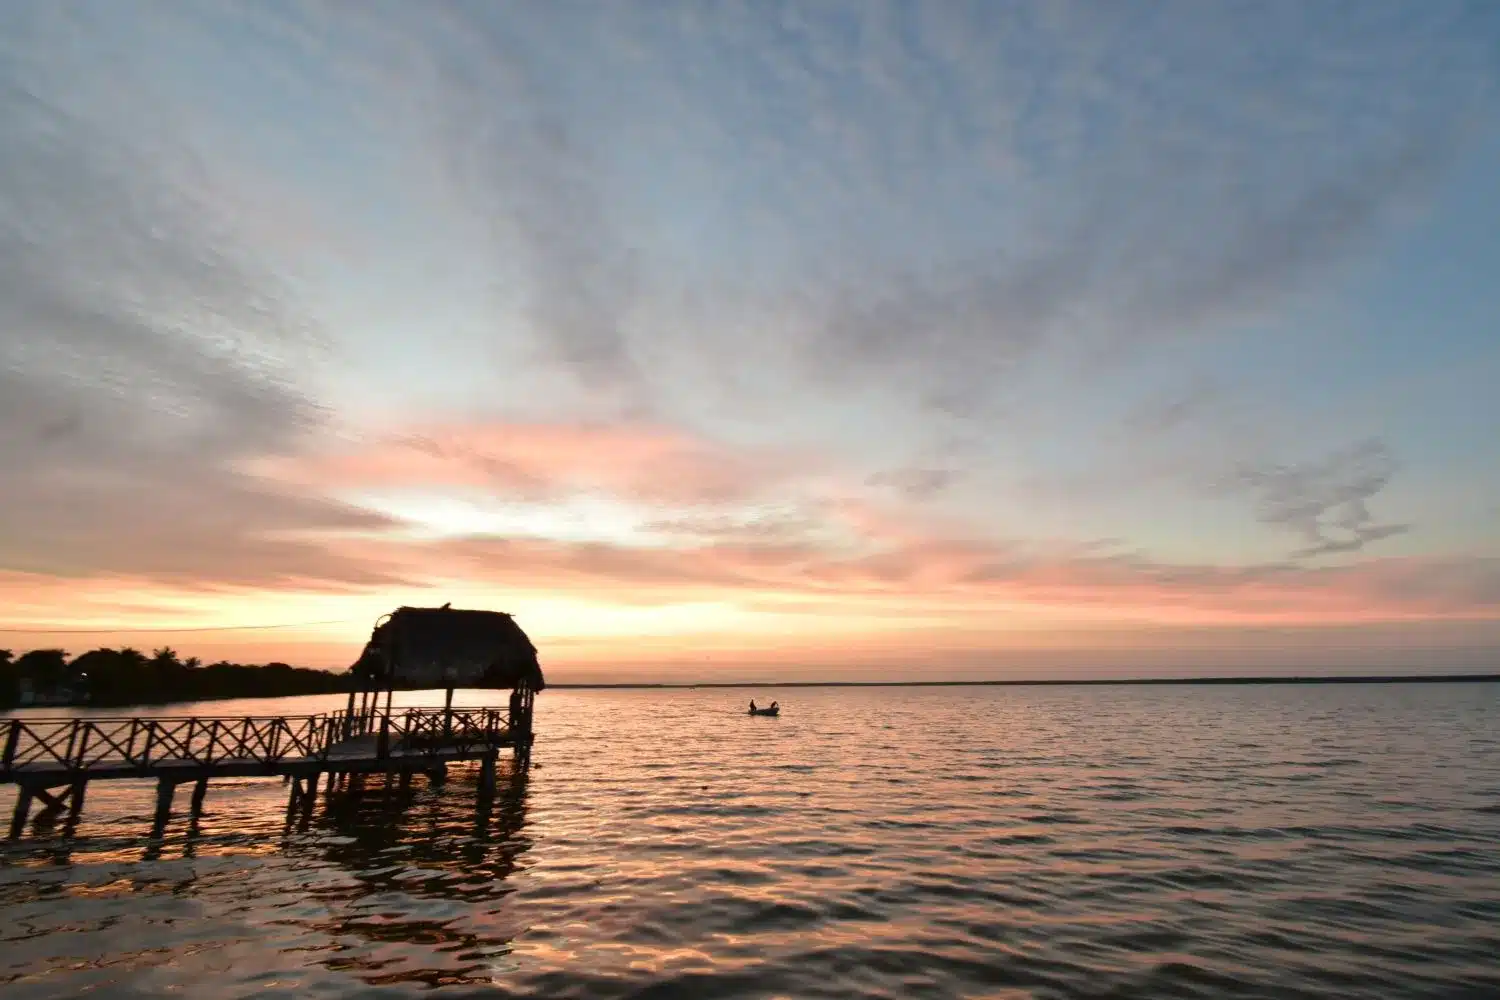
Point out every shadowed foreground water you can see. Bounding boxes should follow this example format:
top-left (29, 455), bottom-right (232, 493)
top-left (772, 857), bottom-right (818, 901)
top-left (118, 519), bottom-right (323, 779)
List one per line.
top-left (2, 683), bottom-right (1499, 999)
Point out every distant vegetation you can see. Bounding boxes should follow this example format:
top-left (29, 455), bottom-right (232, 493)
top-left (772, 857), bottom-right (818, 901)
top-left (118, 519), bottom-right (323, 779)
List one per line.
top-left (0, 646), bottom-right (353, 710)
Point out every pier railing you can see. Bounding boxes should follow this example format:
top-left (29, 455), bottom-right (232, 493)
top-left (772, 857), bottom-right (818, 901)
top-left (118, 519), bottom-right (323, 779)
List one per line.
top-left (379, 707), bottom-right (511, 757)
top-left (1, 706), bottom-right (513, 779)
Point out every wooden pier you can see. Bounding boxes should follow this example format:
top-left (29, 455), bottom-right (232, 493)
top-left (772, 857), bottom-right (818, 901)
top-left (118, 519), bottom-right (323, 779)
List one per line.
top-left (1, 704), bottom-right (529, 839)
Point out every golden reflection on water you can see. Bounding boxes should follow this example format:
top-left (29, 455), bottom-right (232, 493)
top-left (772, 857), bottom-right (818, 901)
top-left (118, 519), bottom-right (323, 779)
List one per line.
top-left (1, 684), bottom-right (1499, 998)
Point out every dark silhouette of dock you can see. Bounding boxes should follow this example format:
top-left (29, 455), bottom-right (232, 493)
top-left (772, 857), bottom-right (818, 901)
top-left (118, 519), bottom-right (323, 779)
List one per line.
top-left (3, 603), bottom-right (549, 840)
top-left (2, 703), bottom-right (528, 838)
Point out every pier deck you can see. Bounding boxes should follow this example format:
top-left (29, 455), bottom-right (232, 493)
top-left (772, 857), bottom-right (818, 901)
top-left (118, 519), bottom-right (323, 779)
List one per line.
top-left (1, 705), bottom-right (527, 838)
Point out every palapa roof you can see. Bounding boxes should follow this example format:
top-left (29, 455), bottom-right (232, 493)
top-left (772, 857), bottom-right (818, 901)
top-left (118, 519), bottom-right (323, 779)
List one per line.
top-left (351, 605), bottom-right (545, 691)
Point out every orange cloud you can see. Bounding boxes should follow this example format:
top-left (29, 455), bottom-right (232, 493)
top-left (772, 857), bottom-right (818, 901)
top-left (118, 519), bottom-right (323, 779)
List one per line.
top-left (4, 545), bottom-right (1498, 676)
top-left (8, 413), bottom-right (1500, 678)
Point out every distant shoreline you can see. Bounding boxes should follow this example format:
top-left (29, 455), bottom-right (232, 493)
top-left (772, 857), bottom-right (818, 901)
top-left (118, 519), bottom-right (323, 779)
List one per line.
top-left (550, 673), bottom-right (1500, 690)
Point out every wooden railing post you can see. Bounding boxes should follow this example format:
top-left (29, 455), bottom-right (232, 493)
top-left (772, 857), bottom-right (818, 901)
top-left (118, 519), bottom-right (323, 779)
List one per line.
top-left (64, 720), bottom-right (82, 768)
top-left (377, 714), bottom-right (390, 760)
top-left (2, 720), bottom-right (19, 773)
top-left (74, 724), bottom-right (91, 770)
top-left (125, 719), bottom-right (140, 764)
top-left (141, 721), bottom-right (158, 765)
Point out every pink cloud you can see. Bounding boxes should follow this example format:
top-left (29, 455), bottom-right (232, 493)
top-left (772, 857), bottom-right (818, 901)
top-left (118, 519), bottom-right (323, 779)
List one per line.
top-left (255, 421), bottom-right (816, 507)
top-left (350, 526), bottom-right (1500, 625)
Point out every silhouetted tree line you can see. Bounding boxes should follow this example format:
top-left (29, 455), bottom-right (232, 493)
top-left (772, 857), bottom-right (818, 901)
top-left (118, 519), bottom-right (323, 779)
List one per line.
top-left (0, 646), bottom-right (353, 709)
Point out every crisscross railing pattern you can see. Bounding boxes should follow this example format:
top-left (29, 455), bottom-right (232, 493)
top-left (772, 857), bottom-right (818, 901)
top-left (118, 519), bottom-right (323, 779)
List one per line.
top-left (387, 707), bottom-right (510, 754)
top-left (1, 713), bottom-right (341, 776)
top-left (1, 705), bottom-right (513, 779)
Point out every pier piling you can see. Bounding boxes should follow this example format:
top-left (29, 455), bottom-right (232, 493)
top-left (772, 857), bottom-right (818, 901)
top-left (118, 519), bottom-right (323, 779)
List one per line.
top-left (189, 777), bottom-right (209, 818)
top-left (65, 782), bottom-right (87, 831)
top-left (152, 778), bottom-right (176, 835)
top-left (9, 786), bottom-right (34, 839)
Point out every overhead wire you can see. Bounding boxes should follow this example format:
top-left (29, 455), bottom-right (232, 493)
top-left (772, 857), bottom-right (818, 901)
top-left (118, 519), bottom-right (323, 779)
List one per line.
top-left (0, 619), bottom-right (358, 635)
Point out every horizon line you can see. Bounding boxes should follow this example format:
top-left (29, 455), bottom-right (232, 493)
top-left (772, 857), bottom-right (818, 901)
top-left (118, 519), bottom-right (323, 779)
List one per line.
top-left (545, 673), bottom-right (1500, 690)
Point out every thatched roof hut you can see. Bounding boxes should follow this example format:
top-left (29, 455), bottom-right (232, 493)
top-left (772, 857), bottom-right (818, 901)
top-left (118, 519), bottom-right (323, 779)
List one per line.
top-left (351, 605), bottom-right (545, 692)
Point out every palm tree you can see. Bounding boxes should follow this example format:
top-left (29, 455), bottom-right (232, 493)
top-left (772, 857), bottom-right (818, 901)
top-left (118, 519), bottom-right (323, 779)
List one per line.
top-left (150, 646), bottom-right (182, 670)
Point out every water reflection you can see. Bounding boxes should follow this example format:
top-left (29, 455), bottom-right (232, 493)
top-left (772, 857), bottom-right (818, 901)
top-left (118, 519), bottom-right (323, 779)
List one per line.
top-left (294, 760), bottom-right (533, 898)
top-left (0, 759), bottom-right (535, 994)
top-left (4, 686), bottom-right (1500, 1000)
top-left (273, 760), bottom-right (535, 989)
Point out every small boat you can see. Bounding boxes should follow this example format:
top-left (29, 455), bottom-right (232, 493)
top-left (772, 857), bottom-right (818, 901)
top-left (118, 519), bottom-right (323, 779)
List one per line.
top-left (748, 705), bottom-right (779, 717)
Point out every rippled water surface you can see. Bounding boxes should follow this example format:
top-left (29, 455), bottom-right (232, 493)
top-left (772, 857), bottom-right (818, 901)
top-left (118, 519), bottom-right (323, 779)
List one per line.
top-left (3, 683), bottom-right (1499, 998)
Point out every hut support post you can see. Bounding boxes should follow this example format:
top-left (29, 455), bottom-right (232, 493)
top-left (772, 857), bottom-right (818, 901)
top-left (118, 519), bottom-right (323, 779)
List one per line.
top-left (476, 748), bottom-right (498, 820)
top-left (479, 748), bottom-right (497, 795)
top-left (443, 687), bottom-right (454, 739)
top-left (304, 772), bottom-right (320, 813)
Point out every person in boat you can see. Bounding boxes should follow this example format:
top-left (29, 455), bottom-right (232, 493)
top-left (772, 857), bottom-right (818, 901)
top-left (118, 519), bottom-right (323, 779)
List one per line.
top-left (769, 701), bottom-right (778, 711)
top-left (749, 699), bottom-right (757, 712)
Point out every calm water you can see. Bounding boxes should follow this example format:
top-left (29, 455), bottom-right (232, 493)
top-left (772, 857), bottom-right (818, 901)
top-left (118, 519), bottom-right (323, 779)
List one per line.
top-left (2, 684), bottom-right (1499, 999)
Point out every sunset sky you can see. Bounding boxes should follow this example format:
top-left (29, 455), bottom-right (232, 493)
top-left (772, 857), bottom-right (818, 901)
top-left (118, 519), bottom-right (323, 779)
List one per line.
top-left (2, 2), bottom-right (1498, 682)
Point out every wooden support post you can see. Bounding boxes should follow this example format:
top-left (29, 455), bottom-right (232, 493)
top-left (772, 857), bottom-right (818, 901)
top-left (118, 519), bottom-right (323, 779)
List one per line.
top-left (399, 769), bottom-right (412, 791)
top-left (152, 778), bottom-right (176, 835)
top-left (479, 749), bottom-right (497, 796)
top-left (303, 772), bottom-right (320, 813)
top-left (65, 781), bottom-right (88, 831)
top-left (475, 750), bottom-right (498, 825)
top-left (377, 714), bottom-right (390, 760)
top-left (9, 786), bottom-right (34, 839)
top-left (189, 778), bottom-right (209, 818)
